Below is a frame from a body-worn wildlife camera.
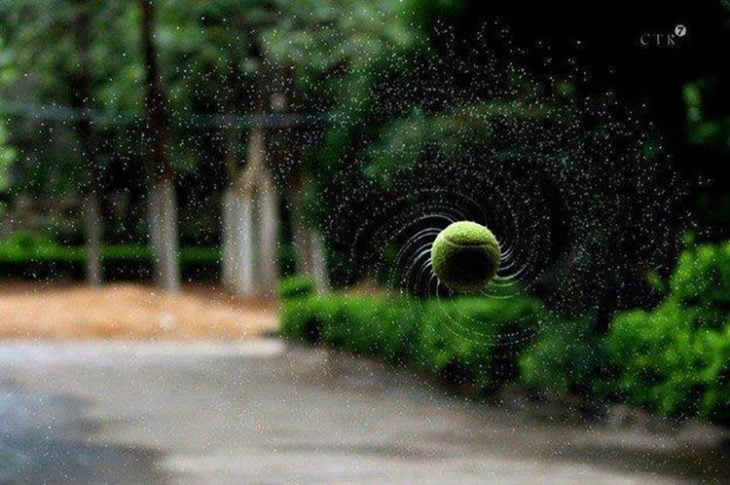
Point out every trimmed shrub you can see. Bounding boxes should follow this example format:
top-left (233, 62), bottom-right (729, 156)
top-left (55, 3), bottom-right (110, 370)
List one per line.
top-left (608, 241), bottom-right (730, 425)
top-left (278, 275), bottom-right (317, 299)
top-left (281, 293), bottom-right (542, 393)
top-left (519, 313), bottom-right (614, 397)
top-left (281, 295), bottom-right (422, 363)
top-left (416, 297), bottom-right (541, 391)
top-left (0, 243), bottom-right (220, 282)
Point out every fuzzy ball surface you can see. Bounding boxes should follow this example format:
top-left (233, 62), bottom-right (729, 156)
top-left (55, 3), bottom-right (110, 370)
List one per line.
top-left (431, 221), bottom-right (501, 292)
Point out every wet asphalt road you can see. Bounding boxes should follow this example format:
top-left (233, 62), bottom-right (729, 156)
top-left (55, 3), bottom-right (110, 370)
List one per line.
top-left (0, 340), bottom-right (726, 484)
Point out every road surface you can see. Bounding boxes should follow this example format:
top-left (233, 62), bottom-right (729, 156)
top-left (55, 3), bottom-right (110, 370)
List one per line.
top-left (0, 340), bottom-right (726, 484)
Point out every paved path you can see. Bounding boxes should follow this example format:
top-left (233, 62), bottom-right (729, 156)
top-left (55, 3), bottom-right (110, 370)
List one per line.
top-left (0, 340), bottom-right (726, 484)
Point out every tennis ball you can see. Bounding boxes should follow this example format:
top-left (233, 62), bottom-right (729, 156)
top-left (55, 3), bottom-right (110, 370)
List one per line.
top-left (431, 221), bottom-right (501, 292)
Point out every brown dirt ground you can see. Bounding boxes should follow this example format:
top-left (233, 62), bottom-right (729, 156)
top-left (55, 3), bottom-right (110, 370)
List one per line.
top-left (0, 282), bottom-right (279, 340)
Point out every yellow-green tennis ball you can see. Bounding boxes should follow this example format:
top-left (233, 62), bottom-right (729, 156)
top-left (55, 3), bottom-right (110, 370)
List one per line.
top-left (431, 221), bottom-right (501, 292)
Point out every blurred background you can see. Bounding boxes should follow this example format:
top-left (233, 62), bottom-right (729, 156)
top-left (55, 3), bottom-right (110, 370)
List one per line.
top-left (0, 0), bottom-right (728, 482)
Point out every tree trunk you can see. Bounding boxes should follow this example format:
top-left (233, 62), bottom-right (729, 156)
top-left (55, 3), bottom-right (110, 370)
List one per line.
top-left (258, 176), bottom-right (279, 295)
top-left (139, 0), bottom-right (180, 293)
top-left (149, 179), bottom-right (180, 292)
top-left (290, 174), bottom-right (328, 292)
top-left (230, 126), bottom-right (280, 296)
top-left (147, 186), bottom-right (161, 262)
top-left (84, 193), bottom-right (103, 286)
top-left (310, 231), bottom-right (329, 293)
top-left (72, 0), bottom-right (103, 286)
top-left (221, 124), bottom-right (240, 287)
top-left (292, 208), bottom-right (312, 275)
top-left (221, 188), bottom-right (237, 286)
top-left (236, 194), bottom-right (255, 295)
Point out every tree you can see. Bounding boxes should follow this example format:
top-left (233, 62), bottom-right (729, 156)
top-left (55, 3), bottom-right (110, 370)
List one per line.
top-left (70, 0), bottom-right (102, 286)
top-left (158, 0), bottom-right (286, 296)
top-left (139, 0), bottom-right (180, 292)
top-left (259, 0), bottom-right (419, 289)
top-left (0, 0), bottom-right (124, 285)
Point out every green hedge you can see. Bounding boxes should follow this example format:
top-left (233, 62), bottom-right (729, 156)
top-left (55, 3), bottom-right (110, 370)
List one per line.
top-left (283, 240), bottom-right (730, 425)
top-left (519, 313), bottom-right (614, 398)
top-left (416, 297), bottom-right (541, 390)
top-left (0, 243), bottom-right (220, 282)
top-left (607, 241), bottom-right (730, 425)
top-left (278, 274), bottom-right (317, 299)
top-left (281, 288), bottom-right (543, 393)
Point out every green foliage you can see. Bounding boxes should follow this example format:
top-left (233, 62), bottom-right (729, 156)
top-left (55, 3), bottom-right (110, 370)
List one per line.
top-left (683, 79), bottom-right (730, 154)
top-left (403, 0), bottom-right (468, 29)
top-left (607, 241), bottom-right (730, 425)
top-left (519, 314), bottom-right (614, 397)
top-left (278, 274), bottom-right (317, 299)
top-left (281, 295), bottom-right (422, 363)
top-left (0, 230), bottom-right (54, 251)
top-left (365, 101), bottom-right (554, 185)
top-left (0, 119), bottom-right (15, 193)
top-left (0, 240), bottom-right (220, 282)
top-left (281, 293), bottom-right (542, 391)
top-left (682, 75), bottom-right (730, 233)
top-left (0, 1), bottom-right (140, 194)
top-left (262, 0), bottom-right (420, 88)
top-left (416, 297), bottom-right (540, 390)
